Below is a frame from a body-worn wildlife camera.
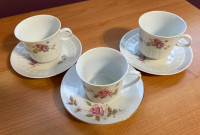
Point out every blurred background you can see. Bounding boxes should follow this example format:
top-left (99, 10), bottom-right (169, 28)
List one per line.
top-left (0, 0), bottom-right (199, 18)
top-left (0, 0), bottom-right (85, 18)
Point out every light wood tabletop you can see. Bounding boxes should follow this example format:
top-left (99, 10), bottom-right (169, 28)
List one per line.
top-left (0, 0), bottom-right (200, 134)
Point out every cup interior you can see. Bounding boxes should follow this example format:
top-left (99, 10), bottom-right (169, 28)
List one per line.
top-left (139, 11), bottom-right (186, 37)
top-left (76, 47), bottom-right (128, 85)
top-left (14, 15), bottom-right (61, 42)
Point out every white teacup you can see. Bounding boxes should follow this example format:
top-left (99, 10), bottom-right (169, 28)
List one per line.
top-left (138, 11), bottom-right (192, 59)
top-left (14, 15), bottom-right (72, 63)
top-left (76, 47), bottom-right (141, 103)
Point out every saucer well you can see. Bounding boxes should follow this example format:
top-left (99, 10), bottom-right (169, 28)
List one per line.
top-left (60, 65), bottom-right (144, 125)
top-left (10, 34), bottom-right (82, 78)
top-left (120, 28), bottom-right (193, 75)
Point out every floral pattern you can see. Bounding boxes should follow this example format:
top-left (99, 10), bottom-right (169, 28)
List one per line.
top-left (30, 60), bottom-right (37, 67)
top-left (32, 41), bottom-right (56, 53)
top-left (29, 54), bottom-right (67, 68)
top-left (33, 44), bottom-right (49, 53)
top-left (136, 53), bottom-right (148, 63)
top-left (94, 89), bottom-right (112, 98)
top-left (58, 55), bottom-right (67, 64)
top-left (140, 37), bottom-right (168, 49)
top-left (83, 83), bottom-right (120, 99)
top-left (88, 104), bottom-right (104, 117)
top-left (67, 96), bottom-right (121, 121)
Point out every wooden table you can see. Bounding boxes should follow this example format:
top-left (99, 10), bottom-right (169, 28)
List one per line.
top-left (0, 0), bottom-right (200, 134)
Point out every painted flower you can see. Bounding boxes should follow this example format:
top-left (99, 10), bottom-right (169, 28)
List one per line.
top-left (33, 42), bottom-right (53, 53)
top-left (68, 96), bottom-right (122, 121)
top-left (138, 56), bottom-right (144, 61)
top-left (136, 53), bottom-right (147, 63)
top-left (146, 38), bottom-right (165, 49)
top-left (34, 47), bottom-right (41, 52)
top-left (98, 89), bottom-right (112, 98)
top-left (154, 39), bottom-right (161, 44)
top-left (36, 44), bottom-right (42, 48)
top-left (74, 108), bottom-right (81, 113)
top-left (30, 60), bottom-right (37, 67)
top-left (156, 42), bottom-right (164, 48)
top-left (42, 45), bottom-right (49, 51)
top-left (89, 104), bottom-right (104, 116)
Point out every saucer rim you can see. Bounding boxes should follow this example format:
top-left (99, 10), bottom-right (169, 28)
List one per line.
top-left (120, 28), bottom-right (193, 75)
top-left (60, 64), bottom-right (144, 125)
top-left (10, 34), bottom-right (82, 78)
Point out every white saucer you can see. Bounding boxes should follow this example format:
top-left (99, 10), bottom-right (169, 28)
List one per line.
top-left (10, 34), bottom-right (82, 78)
top-left (120, 28), bottom-right (193, 75)
top-left (60, 65), bottom-right (144, 125)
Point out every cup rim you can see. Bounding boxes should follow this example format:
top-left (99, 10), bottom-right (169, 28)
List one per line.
top-left (76, 47), bottom-right (129, 87)
top-left (139, 11), bottom-right (187, 38)
top-left (14, 14), bottom-right (61, 43)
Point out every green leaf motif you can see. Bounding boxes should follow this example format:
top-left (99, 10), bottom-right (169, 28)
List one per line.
top-left (86, 114), bottom-right (93, 117)
top-left (33, 50), bottom-right (38, 53)
top-left (74, 100), bottom-right (77, 106)
top-left (70, 96), bottom-right (74, 102)
top-left (94, 94), bottom-right (99, 98)
top-left (68, 102), bottom-right (73, 105)
top-left (86, 101), bottom-right (92, 106)
top-left (146, 42), bottom-right (151, 46)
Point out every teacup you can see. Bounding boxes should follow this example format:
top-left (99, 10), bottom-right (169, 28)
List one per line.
top-left (14, 15), bottom-right (72, 63)
top-left (138, 11), bottom-right (192, 59)
top-left (76, 47), bottom-right (141, 103)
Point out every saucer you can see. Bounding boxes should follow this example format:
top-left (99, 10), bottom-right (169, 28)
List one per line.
top-left (120, 28), bottom-right (193, 75)
top-left (10, 34), bottom-right (82, 78)
top-left (60, 65), bottom-right (144, 125)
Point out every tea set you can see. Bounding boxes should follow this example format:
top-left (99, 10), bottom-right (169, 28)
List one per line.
top-left (10, 11), bottom-right (193, 124)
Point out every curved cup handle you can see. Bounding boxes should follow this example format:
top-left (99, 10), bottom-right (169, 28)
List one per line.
top-left (60, 28), bottom-right (73, 41)
top-left (122, 70), bottom-right (141, 89)
top-left (176, 34), bottom-right (192, 47)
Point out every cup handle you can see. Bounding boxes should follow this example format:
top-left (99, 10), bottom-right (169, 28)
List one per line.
top-left (176, 34), bottom-right (192, 47)
top-left (60, 28), bottom-right (73, 41)
top-left (122, 70), bottom-right (141, 89)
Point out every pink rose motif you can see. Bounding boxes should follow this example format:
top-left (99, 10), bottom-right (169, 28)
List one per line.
top-left (74, 108), bottom-right (81, 113)
top-left (89, 104), bottom-right (104, 116)
top-left (138, 56), bottom-right (144, 61)
top-left (42, 45), bottom-right (49, 51)
top-left (30, 60), bottom-right (37, 66)
top-left (36, 44), bottom-right (42, 48)
top-left (156, 42), bottom-right (164, 48)
top-left (98, 89), bottom-right (112, 98)
top-left (154, 39), bottom-right (161, 44)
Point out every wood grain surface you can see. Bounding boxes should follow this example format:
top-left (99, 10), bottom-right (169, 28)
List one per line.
top-left (0, 0), bottom-right (200, 134)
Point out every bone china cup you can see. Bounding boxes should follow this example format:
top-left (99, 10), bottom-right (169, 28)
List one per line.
top-left (139, 11), bottom-right (192, 59)
top-left (14, 15), bottom-right (72, 63)
top-left (76, 47), bottom-right (141, 103)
